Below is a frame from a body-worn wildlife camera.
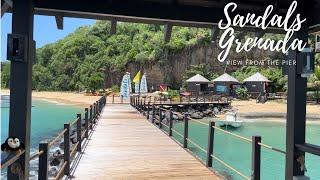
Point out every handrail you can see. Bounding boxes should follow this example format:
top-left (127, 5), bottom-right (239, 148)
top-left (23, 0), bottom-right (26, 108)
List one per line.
top-left (160, 121), bottom-right (170, 129)
top-left (210, 154), bottom-right (250, 180)
top-left (33, 95), bottom-right (106, 180)
top-left (258, 142), bottom-right (286, 154)
top-left (132, 98), bottom-right (287, 180)
top-left (171, 128), bottom-right (184, 138)
top-left (48, 128), bottom-right (68, 147)
top-left (186, 138), bottom-right (207, 154)
top-left (212, 125), bottom-right (252, 143)
top-left (81, 130), bottom-right (86, 140)
top-left (1, 150), bottom-right (25, 169)
top-left (29, 150), bottom-right (44, 161)
top-left (54, 161), bottom-right (67, 180)
top-left (70, 142), bottom-right (79, 158)
top-left (188, 118), bottom-right (208, 126)
top-left (70, 118), bottom-right (78, 126)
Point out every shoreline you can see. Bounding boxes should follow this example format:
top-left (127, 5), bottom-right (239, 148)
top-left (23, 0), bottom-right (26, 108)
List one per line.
top-left (1, 90), bottom-right (101, 108)
top-left (2, 90), bottom-right (319, 123)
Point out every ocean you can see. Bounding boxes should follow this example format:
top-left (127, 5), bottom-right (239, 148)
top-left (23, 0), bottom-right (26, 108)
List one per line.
top-left (1, 95), bottom-right (319, 179)
top-left (1, 95), bottom-right (82, 179)
top-left (169, 120), bottom-right (320, 179)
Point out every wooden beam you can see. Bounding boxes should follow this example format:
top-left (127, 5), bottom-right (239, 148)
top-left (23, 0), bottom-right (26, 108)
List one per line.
top-left (285, 1), bottom-right (308, 177)
top-left (33, 0), bottom-right (304, 29)
top-left (30, 9), bottom-right (286, 34)
top-left (8, 0), bottom-right (34, 179)
top-left (110, 19), bottom-right (117, 35)
top-left (55, 15), bottom-right (63, 30)
top-left (164, 23), bottom-right (172, 42)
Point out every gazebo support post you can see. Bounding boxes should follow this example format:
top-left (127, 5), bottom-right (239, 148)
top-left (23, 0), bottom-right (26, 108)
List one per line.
top-left (7, 0), bottom-right (35, 179)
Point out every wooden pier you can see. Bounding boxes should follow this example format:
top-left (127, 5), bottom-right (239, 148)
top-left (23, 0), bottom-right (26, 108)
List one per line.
top-left (72, 104), bottom-right (219, 179)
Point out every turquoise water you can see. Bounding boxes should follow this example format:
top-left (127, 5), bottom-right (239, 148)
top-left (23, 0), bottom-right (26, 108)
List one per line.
top-left (1, 97), bottom-right (319, 179)
top-left (1, 96), bottom-right (82, 178)
top-left (166, 120), bottom-right (320, 180)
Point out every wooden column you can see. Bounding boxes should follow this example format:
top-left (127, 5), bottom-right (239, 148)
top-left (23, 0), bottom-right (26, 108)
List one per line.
top-left (285, 17), bottom-right (308, 179)
top-left (85, 108), bottom-right (89, 138)
top-left (159, 107), bottom-right (162, 128)
top-left (169, 109), bottom-right (173, 136)
top-left (206, 121), bottom-right (215, 167)
top-left (252, 136), bottom-right (261, 180)
top-left (89, 105), bottom-right (93, 129)
top-left (183, 114), bottom-right (188, 148)
top-left (64, 123), bottom-right (70, 176)
top-left (8, 0), bottom-right (34, 179)
top-left (38, 142), bottom-right (49, 180)
top-left (152, 105), bottom-right (155, 123)
top-left (77, 114), bottom-right (82, 152)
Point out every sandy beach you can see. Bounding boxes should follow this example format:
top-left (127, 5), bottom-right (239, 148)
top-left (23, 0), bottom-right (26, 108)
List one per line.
top-left (1, 89), bottom-right (101, 108)
top-left (1, 89), bottom-right (319, 122)
top-left (232, 99), bottom-right (320, 123)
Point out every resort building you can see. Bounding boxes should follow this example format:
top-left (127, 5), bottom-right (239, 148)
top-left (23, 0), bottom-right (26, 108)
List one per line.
top-left (186, 74), bottom-right (213, 95)
top-left (212, 73), bottom-right (240, 96)
top-left (243, 72), bottom-right (271, 97)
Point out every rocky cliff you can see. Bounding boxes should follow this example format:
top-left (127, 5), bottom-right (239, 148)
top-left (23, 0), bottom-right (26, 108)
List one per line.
top-left (104, 43), bottom-right (282, 89)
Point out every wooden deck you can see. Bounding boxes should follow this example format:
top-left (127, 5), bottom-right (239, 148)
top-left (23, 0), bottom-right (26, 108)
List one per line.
top-left (72, 104), bottom-right (219, 179)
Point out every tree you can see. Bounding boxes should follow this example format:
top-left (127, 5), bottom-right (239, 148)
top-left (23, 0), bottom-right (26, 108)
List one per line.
top-left (313, 66), bottom-right (320, 103)
top-left (87, 72), bottom-right (104, 93)
top-left (1, 62), bottom-right (10, 88)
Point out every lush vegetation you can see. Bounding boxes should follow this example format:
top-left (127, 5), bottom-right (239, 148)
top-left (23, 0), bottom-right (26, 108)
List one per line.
top-left (231, 66), bottom-right (287, 92)
top-left (1, 21), bottom-right (212, 91)
top-left (236, 87), bottom-right (249, 100)
top-left (1, 20), bottom-right (320, 97)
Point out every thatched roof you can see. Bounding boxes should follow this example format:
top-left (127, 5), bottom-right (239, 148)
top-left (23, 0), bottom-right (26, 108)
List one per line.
top-left (212, 73), bottom-right (239, 83)
top-left (186, 74), bottom-right (210, 83)
top-left (243, 72), bottom-right (271, 82)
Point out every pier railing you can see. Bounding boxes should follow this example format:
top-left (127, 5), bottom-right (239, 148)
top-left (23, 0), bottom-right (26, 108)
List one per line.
top-left (131, 96), bottom-right (286, 180)
top-left (130, 94), bottom-right (231, 107)
top-left (1, 96), bottom-right (106, 180)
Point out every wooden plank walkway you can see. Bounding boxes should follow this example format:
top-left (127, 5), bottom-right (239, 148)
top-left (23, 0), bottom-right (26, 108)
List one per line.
top-left (72, 104), bottom-right (219, 179)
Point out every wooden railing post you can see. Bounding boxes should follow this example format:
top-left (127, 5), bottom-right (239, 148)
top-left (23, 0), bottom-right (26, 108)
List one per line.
top-left (143, 100), bottom-right (146, 116)
top-left (112, 94), bottom-right (115, 104)
top-left (96, 101), bottom-right (99, 115)
top-left (77, 113), bottom-right (82, 152)
top-left (152, 105), bottom-right (155, 123)
top-left (147, 102), bottom-right (150, 119)
top-left (169, 109), bottom-right (173, 136)
top-left (206, 121), bottom-right (215, 167)
top-left (38, 142), bottom-right (49, 180)
top-left (89, 105), bottom-right (93, 129)
top-left (140, 99), bottom-right (143, 112)
top-left (64, 123), bottom-right (70, 176)
top-left (159, 107), bottom-right (162, 128)
top-left (252, 136), bottom-right (261, 180)
top-left (183, 114), bottom-right (188, 148)
top-left (93, 103), bottom-right (97, 122)
top-left (135, 97), bottom-right (137, 107)
top-left (85, 108), bottom-right (89, 138)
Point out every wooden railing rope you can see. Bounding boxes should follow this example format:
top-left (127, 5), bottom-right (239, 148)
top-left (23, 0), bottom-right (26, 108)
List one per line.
top-left (131, 96), bottom-right (286, 180)
top-left (210, 154), bottom-right (251, 180)
top-left (20, 95), bottom-right (106, 180)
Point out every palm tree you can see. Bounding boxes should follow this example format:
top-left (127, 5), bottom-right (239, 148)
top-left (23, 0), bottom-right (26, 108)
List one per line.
top-left (313, 66), bottom-right (320, 103)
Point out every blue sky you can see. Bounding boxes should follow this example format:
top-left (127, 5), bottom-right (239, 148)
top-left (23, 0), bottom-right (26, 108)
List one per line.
top-left (1, 14), bottom-right (95, 61)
